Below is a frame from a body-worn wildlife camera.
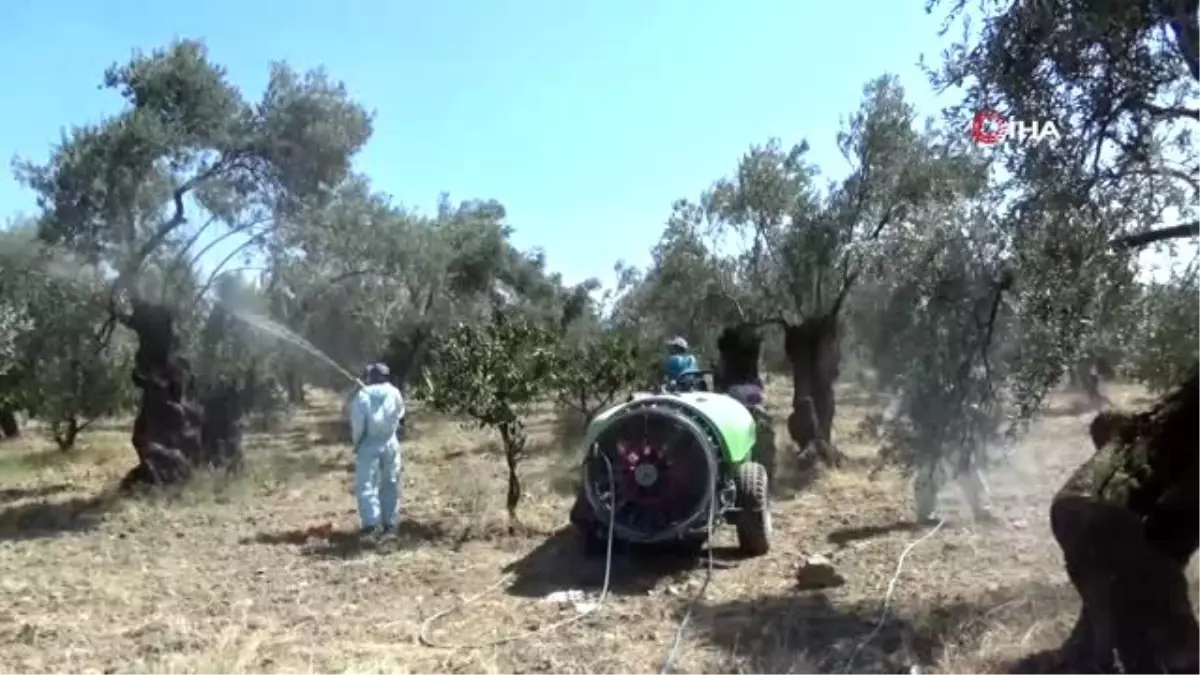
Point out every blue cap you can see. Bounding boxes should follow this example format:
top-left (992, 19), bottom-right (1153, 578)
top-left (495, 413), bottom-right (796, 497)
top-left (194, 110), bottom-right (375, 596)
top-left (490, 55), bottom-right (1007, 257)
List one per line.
top-left (365, 363), bottom-right (390, 378)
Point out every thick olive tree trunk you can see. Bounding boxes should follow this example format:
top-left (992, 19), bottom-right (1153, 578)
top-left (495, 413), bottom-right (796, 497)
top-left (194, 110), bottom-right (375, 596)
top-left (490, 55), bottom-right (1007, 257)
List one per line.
top-left (118, 301), bottom-right (243, 490)
top-left (714, 323), bottom-right (761, 391)
top-left (715, 324), bottom-right (777, 479)
top-left (1048, 365), bottom-right (1198, 673)
top-left (284, 368), bottom-right (305, 405)
top-left (783, 315), bottom-right (844, 467)
top-left (0, 407), bottom-right (18, 438)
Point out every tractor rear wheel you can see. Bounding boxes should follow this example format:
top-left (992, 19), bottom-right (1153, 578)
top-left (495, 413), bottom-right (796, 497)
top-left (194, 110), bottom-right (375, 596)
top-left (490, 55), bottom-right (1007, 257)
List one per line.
top-left (734, 461), bottom-right (771, 556)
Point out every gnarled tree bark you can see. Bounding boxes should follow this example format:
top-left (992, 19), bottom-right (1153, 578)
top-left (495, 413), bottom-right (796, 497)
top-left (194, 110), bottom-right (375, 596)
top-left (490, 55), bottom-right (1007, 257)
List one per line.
top-left (714, 323), bottom-right (762, 391)
top-left (715, 324), bottom-right (777, 480)
top-left (783, 315), bottom-right (844, 467)
top-left (1047, 364), bottom-right (1198, 673)
top-left (0, 407), bottom-right (18, 438)
top-left (118, 300), bottom-right (243, 490)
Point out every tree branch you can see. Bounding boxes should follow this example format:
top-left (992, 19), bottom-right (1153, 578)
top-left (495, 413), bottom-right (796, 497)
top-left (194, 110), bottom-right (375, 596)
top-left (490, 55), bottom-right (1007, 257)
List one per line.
top-left (294, 269), bottom-right (383, 308)
top-left (748, 317), bottom-right (791, 331)
top-left (830, 269), bottom-right (859, 317)
top-left (977, 277), bottom-right (1007, 388)
top-left (170, 214), bottom-right (221, 273)
top-left (825, 197), bottom-right (900, 319)
top-left (1140, 102), bottom-right (1199, 120)
top-left (1154, 0), bottom-right (1199, 81)
top-left (189, 231), bottom-right (272, 309)
top-left (713, 268), bottom-right (747, 323)
top-left (111, 161), bottom-right (231, 299)
top-left (168, 217), bottom-right (270, 286)
top-left (1110, 221), bottom-right (1199, 249)
top-left (747, 218), bottom-right (794, 319)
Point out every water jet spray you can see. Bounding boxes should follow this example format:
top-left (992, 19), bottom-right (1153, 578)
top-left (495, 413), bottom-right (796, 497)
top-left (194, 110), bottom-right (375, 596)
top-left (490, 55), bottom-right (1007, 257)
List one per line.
top-left (220, 305), bottom-right (366, 390)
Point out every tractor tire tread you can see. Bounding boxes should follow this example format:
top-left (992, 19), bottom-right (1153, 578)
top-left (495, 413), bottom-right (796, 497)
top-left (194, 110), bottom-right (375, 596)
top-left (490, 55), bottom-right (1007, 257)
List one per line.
top-left (734, 461), bottom-right (771, 556)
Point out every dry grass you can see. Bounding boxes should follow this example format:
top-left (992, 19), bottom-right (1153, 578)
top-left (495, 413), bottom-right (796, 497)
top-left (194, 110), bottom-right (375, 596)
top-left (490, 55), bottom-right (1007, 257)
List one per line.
top-left (0, 383), bottom-right (1191, 674)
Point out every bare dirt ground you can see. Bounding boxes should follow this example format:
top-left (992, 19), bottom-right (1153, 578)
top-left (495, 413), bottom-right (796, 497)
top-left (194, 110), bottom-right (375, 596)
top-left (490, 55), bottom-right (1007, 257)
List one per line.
top-left (0, 382), bottom-right (1192, 674)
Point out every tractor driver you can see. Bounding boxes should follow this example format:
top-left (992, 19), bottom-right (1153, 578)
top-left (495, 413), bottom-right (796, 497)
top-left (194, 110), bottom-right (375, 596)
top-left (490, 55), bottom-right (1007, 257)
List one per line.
top-left (663, 336), bottom-right (704, 391)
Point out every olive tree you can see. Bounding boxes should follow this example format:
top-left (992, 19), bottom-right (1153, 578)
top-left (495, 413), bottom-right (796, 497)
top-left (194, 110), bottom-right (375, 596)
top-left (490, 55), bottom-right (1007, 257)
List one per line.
top-left (616, 200), bottom-right (747, 355)
top-left (0, 227), bottom-right (134, 449)
top-left (851, 193), bottom-right (1013, 495)
top-left (1124, 265), bottom-right (1199, 393)
top-left (927, 0), bottom-right (1197, 411)
top-left (550, 329), bottom-right (643, 424)
top-left (701, 76), bottom-right (984, 459)
top-left (0, 226), bottom-right (37, 438)
top-left (14, 38), bottom-right (372, 486)
top-left (926, 0), bottom-right (1199, 670)
top-left (418, 310), bottom-right (558, 526)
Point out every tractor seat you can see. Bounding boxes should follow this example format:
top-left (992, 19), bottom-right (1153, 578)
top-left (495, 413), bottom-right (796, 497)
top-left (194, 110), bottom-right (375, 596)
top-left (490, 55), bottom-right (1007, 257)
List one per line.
top-left (725, 383), bottom-right (765, 408)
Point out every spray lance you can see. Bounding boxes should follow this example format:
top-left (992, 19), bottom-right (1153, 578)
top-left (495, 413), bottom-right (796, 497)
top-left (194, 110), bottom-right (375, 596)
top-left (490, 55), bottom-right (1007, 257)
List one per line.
top-left (343, 371), bottom-right (368, 404)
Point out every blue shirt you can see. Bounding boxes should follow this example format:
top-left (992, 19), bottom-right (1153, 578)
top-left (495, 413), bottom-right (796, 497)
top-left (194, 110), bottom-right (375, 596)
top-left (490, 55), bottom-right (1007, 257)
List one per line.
top-left (664, 353), bottom-right (700, 380)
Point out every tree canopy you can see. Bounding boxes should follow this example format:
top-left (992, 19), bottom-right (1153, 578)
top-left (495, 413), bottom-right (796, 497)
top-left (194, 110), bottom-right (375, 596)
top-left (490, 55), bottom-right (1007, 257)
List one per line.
top-left (0, 28), bottom-right (1193, 479)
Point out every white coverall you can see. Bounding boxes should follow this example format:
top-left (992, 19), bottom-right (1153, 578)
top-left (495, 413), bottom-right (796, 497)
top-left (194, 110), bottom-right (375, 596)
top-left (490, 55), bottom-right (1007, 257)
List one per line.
top-left (348, 382), bottom-right (406, 531)
top-left (880, 395), bottom-right (994, 522)
top-left (912, 455), bottom-right (993, 522)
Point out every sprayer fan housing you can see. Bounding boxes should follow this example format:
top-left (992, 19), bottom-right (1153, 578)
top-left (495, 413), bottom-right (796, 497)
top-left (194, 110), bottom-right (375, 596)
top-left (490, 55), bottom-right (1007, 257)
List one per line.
top-left (574, 388), bottom-right (772, 555)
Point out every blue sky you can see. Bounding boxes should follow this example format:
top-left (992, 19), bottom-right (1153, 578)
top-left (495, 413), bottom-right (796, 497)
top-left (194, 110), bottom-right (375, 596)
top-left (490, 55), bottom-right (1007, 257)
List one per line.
top-left (0, 0), bottom-right (957, 288)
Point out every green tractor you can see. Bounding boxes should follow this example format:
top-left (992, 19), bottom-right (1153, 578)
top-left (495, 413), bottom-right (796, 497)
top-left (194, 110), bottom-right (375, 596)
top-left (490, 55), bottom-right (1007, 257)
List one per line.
top-left (568, 371), bottom-right (776, 557)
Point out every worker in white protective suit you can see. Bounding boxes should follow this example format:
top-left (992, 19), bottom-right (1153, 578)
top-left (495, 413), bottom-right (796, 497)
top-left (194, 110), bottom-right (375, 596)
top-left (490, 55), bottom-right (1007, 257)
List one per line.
top-left (912, 454), bottom-right (995, 524)
top-left (881, 395), bottom-right (997, 524)
top-left (348, 363), bottom-right (406, 535)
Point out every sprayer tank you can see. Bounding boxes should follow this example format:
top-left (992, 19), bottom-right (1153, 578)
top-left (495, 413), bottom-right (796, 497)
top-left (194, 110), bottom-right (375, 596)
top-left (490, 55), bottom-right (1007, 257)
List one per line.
top-left (586, 391), bottom-right (757, 464)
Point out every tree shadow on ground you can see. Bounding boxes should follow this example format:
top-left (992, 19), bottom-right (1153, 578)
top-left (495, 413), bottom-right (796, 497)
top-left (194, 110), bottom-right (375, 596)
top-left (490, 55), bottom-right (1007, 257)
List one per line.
top-left (256, 451), bottom-right (347, 482)
top-left (267, 428), bottom-right (314, 446)
top-left (502, 525), bottom-right (747, 599)
top-left (825, 520), bottom-right (924, 547)
top-left (84, 418), bottom-right (134, 433)
top-left (773, 443), bottom-right (880, 502)
top-left (245, 518), bottom-right (449, 560)
top-left (0, 493), bottom-right (116, 541)
top-left (1002, 649), bottom-right (1073, 674)
top-left (691, 579), bottom-right (1076, 674)
top-left (277, 449), bottom-right (355, 475)
top-left (0, 483), bottom-right (74, 504)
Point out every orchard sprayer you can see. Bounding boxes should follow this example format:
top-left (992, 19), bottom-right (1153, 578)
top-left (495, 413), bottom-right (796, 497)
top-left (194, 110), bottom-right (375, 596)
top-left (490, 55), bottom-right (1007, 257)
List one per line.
top-left (569, 371), bottom-right (776, 556)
